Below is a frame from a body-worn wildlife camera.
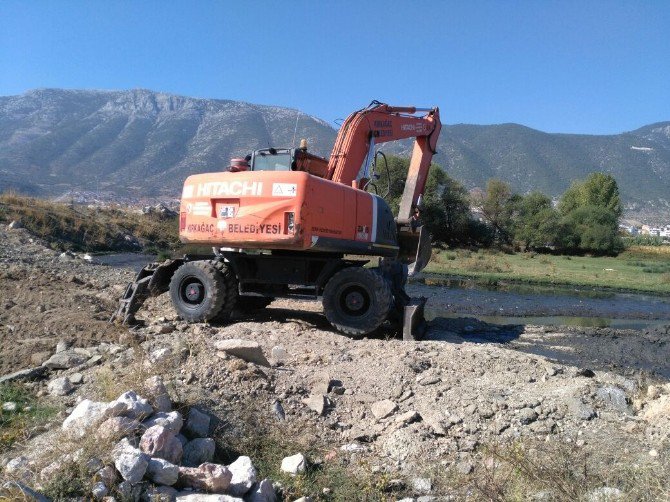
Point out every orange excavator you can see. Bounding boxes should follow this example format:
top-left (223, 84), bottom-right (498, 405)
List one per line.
top-left (112, 101), bottom-right (441, 339)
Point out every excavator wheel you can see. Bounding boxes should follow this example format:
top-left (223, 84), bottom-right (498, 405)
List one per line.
top-left (322, 267), bottom-right (392, 337)
top-left (209, 259), bottom-right (240, 323)
top-left (169, 261), bottom-right (228, 323)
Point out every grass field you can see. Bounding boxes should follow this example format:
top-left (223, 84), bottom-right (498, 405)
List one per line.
top-left (426, 246), bottom-right (670, 294)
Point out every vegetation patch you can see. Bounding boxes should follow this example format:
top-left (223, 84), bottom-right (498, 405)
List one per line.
top-left (0, 383), bottom-right (58, 452)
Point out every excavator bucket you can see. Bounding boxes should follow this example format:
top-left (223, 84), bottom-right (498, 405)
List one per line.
top-left (398, 225), bottom-right (432, 277)
top-left (402, 297), bottom-right (428, 341)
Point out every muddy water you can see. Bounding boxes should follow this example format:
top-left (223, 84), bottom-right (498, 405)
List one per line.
top-left (94, 252), bottom-right (157, 271)
top-left (410, 275), bottom-right (670, 330)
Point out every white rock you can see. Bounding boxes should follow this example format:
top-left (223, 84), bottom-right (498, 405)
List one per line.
top-left (588, 487), bottom-right (624, 501)
top-left (227, 455), bottom-right (257, 496)
top-left (280, 453), bottom-right (306, 475)
top-left (143, 410), bottom-right (184, 435)
top-left (247, 478), bottom-right (277, 502)
top-left (107, 391), bottom-right (153, 420)
top-left (412, 477), bottom-right (432, 493)
top-left (112, 438), bottom-right (149, 484)
top-left (175, 493), bottom-right (243, 501)
top-left (2, 401), bottom-right (17, 412)
top-left (145, 375), bottom-right (172, 412)
top-left (5, 456), bottom-right (30, 476)
top-left (213, 339), bottom-right (270, 366)
top-left (370, 399), bottom-right (398, 419)
top-left (146, 457), bottom-right (179, 486)
top-left (91, 481), bottom-right (108, 500)
top-left (62, 399), bottom-right (109, 438)
top-left (182, 437), bottom-right (216, 467)
top-left (42, 350), bottom-right (87, 369)
top-left (48, 376), bottom-right (74, 396)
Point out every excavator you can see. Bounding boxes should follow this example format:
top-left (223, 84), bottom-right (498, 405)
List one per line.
top-left (111, 101), bottom-right (441, 339)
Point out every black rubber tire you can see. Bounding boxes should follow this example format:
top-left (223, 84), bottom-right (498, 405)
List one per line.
top-left (210, 259), bottom-right (239, 323)
top-left (169, 261), bottom-right (227, 323)
top-left (236, 296), bottom-right (274, 314)
top-left (322, 267), bottom-right (392, 336)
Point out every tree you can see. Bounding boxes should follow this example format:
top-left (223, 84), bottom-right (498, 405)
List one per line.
top-left (559, 205), bottom-right (623, 254)
top-left (512, 192), bottom-right (560, 250)
top-left (478, 179), bottom-right (516, 243)
top-left (558, 173), bottom-right (622, 217)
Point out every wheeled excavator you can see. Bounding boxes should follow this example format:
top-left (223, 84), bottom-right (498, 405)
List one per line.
top-left (111, 101), bottom-right (441, 339)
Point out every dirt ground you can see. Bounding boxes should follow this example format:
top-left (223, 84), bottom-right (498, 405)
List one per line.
top-left (1, 223), bottom-right (669, 499)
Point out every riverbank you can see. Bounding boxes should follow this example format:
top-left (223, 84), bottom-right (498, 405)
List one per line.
top-left (424, 247), bottom-right (670, 294)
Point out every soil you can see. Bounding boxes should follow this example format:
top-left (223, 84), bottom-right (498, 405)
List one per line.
top-left (1, 222), bottom-right (669, 496)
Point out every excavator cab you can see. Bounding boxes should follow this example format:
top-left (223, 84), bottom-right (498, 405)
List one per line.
top-left (249, 146), bottom-right (329, 178)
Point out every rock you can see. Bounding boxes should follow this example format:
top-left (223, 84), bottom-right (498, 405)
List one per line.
top-left (647, 385), bottom-right (661, 400)
top-left (0, 481), bottom-right (49, 502)
top-left (97, 416), bottom-right (141, 439)
top-left (271, 345), bottom-right (287, 363)
top-left (145, 485), bottom-right (178, 501)
top-left (0, 366), bottom-right (47, 384)
top-left (587, 486), bottom-right (623, 501)
top-left (184, 408), bottom-right (210, 438)
top-left (642, 395), bottom-right (670, 421)
top-left (91, 481), bottom-right (108, 499)
top-left (271, 400), bottom-right (285, 421)
top-left (2, 401), bottom-right (17, 412)
top-left (575, 368), bottom-right (596, 378)
top-left (371, 399), bottom-right (398, 420)
top-left (423, 413), bottom-right (448, 436)
top-left (149, 347), bottom-right (174, 366)
top-left (213, 339), bottom-right (270, 366)
top-left (5, 456), bottom-right (30, 477)
top-left (175, 494), bottom-right (243, 501)
top-left (146, 457), bottom-right (180, 486)
top-left (69, 372), bottom-right (84, 384)
top-left (596, 386), bottom-right (630, 413)
top-left (412, 477), bottom-right (432, 493)
top-left (456, 460), bottom-right (474, 475)
top-left (8, 220), bottom-right (23, 229)
top-left (145, 375), bottom-right (172, 412)
top-left (113, 438), bottom-right (149, 484)
top-left (568, 399), bottom-right (596, 421)
top-left (62, 399), bottom-right (109, 438)
top-left (302, 394), bottom-right (327, 415)
top-left (55, 340), bottom-right (70, 353)
top-left (144, 411), bottom-right (184, 435)
top-left (396, 410), bottom-right (421, 425)
top-left (227, 455), bottom-right (257, 496)
top-left (96, 465), bottom-right (117, 486)
top-left (340, 443), bottom-right (368, 453)
top-left (140, 425), bottom-right (183, 464)
top-left (47, 376), bottom-right (74, 396)
top-left (281, 453), bottom-right (306, 475)
top-left (118, 480), bottom-right (143, 501)
top-left (182, 438), bottom-right (216, 467)
top-left (108, 391), bottom-right (153, 420)
top-left (177, 463), bottom-right (232, 493)
top-left (247, 478), bottom-right (277, 502)
top-left (42, 350), bottom-right (87, 369)
top-left (517, 408), bottom-right (538, 424)
top-left (30, 352), bottom-right (51, 366)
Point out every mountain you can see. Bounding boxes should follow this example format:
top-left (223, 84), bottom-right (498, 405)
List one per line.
top-left (1, 89), bottom-right (669, 216)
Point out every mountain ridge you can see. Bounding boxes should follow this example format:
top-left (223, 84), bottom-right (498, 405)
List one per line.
top-left (1, 89), bottom-right (669, 218)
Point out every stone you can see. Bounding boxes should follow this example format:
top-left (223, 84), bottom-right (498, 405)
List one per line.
top-left (113, 438), bottom-right (149, 484)
top-left (91, 481), bottom-right (108, 499)
top-left (271, 400), bottom-right (285, 421)
top-left (412, 477), bottom-right (432, 493)
top-left (145, 375), bottom-right (172, 412)
top-left (271, 345), bottom-right (287, 363)
top-left (456, 460), bottom-right (474, 475)
top-left (213, 339), bottom-right (270, 366)
top-left (281, 453), bottom-right (306, 475)
top-left (97, 416), bottom-right (141, 439)
top-left (227, 455), bottom-right (257, 496)
top-left (145, 485), bottom-right (178, 501)
top-left (146, 457), bottom-right (180, 486)
top-left (647, 385), bottom-right (661, 400)
top-left (140, 425), bottom-right (183, 464)
top-left (1, 481), bottom-right (49, 502)
top-left (62, 399), bottom-right (109, 438)
top-left (518, 408), bottom-right (538, 424)
top-left (30, 352), bottom-right (51, 366)
top-left (177, 463), bottom-right (232, 493)
top-left (55, 340), bottom-right (70, 353)
top-left (596, 386), bottom-right (630, 413)
top-left (183, 437), bottom-right (216, 467)
top-left (8, 220), bottom-right (23, 229)
top-left (0, 366), bottom-right (47, 384)
top-left (642, 395), bottom-right (670, 421)
top-left (69, 372), bottom-right (84, 384)
top-left (143, 411), bottom-right (184, 435)
top-left (42, 350), bottom-right (87, 370)
top-left (184, 408), bottom-right (210, 437)
top-left (2, 402), bottom-right (17, 412)
top-left (47, 376), bottom-right (74, 396)
top-left (118, 480), bottom-right (143, 501)
top-left (302, 394), bottom-right (327, 415)
top-left (396, 410), bottom-right (421, 425)
top-left (568, 399), bottom-right (596, 421)
top-left (5, 456), bottom-right (30, 477)
top-left (108, 391), bottom-right (153, 420)
top-left (371, 399), bottom-right (398, 420)
top-left (247, 478), bottom-right (277, 502)
top-left (175, 494), bottom-right (243, 501)
top-left (96, 465), bottom-right (117, 486)
top-left (587, 486), bottom-right (623, 501)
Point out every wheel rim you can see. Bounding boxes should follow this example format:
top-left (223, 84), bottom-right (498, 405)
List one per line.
top-left (338, 284), bottom-right (371, 317)
top-left (180, 278), bottom-right (205, 307)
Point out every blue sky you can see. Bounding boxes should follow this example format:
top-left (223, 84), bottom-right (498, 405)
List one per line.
top-left (1, 1), bottom-right (668, 134)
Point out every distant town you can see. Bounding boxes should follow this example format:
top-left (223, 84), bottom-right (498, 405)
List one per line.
top-left (620, 223), bottom-right (670, 240)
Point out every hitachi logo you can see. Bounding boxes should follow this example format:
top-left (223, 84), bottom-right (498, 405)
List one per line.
top-left (184, 181), bottom-right (263, 198)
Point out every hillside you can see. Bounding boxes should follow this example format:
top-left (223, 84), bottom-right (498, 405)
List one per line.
top-left (1, 89), bottom-right (669, 216)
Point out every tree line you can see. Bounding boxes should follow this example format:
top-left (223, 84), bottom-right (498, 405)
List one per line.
top-left (378, 156), bottom-right (623, 255)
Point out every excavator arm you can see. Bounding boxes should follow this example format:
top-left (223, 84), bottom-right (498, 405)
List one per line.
top-left (327, 102), bottom-right (441, 222)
